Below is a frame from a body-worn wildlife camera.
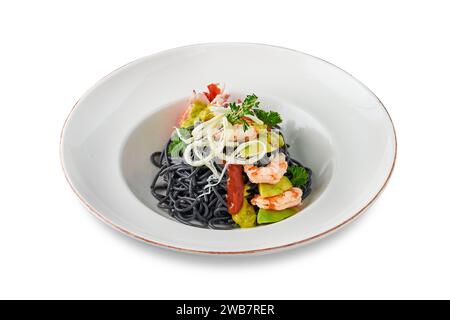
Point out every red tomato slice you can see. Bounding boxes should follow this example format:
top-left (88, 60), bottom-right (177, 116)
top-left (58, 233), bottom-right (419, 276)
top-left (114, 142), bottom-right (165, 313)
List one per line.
top-left (204, 83), bottom-right (221, 102)
top-left (227, 164), bottom-right (244, 215)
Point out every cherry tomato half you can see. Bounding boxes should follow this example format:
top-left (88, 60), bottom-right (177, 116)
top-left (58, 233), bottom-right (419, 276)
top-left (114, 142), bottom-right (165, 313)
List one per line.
top-left (204, 83), bottom-right (221, 102)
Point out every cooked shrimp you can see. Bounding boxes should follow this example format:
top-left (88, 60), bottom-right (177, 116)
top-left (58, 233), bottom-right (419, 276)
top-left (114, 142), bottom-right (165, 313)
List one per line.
top-left (215, 124), bottom-right (258, 142)
top-left (251, 187), bottom-right (303, 210)
top-left (244, 153), bottom-right (288, 184)
top-left (227, 124), bottom-right (258, 142)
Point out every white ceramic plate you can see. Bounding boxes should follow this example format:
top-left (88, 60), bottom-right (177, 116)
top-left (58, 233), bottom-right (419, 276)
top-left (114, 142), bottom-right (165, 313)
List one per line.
top-left (61, 43), bottom-right (396, 254)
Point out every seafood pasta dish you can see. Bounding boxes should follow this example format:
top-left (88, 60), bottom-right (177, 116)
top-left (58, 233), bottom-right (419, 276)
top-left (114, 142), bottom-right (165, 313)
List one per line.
top-left (150, 84), bottom-right (312, 229)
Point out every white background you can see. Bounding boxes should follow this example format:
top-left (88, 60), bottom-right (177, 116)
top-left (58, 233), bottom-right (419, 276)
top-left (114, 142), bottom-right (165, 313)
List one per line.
top-left (1, 0), bottom-right (449, 300)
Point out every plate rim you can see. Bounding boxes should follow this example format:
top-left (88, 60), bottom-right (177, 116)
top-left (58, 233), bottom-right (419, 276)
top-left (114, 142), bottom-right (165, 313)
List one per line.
top-left (60, 42), bottom-right (397, 255)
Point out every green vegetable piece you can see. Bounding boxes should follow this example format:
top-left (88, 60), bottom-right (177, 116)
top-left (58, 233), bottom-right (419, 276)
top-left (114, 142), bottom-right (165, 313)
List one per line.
top-left (168, 128), bottom-right (191, 157)
top-left (258, 176), bottom-right (293, 198)
top-left (257, 207), bottom-right (300, 224)
top-left (287, 165), bottom-right (309, 187)
top-left (266, 132), bottom-right (285, 152)
top-left (232, 198), bottom-right (256, 228)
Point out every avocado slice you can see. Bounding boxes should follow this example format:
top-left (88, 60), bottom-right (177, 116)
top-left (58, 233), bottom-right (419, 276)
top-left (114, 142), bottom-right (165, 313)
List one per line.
top-left (240, 132), bottom-right (285, 157)
top-left (232, 198), bottom-right (256, 228)
top-left (257, 207), bottom-right (300, 224)
top-left (266, 132), bottom-right (285, 152)
top-left (258, 176), bottom-right (293, 197)
top-left (180, 102), bottom-right (212, 128)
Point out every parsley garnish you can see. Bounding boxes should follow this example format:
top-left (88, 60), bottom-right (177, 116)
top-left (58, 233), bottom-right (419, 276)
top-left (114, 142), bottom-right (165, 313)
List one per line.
top-left (241, 94), bottom-right (260, 109)
top-left (254, 109), bottom-right (282, 128)
top-left (287, 166), bottom-right (309, 187)
top-left (225, 94), bottom-right (282, 130)
top-left (226, 94), bottom-right (259, 131)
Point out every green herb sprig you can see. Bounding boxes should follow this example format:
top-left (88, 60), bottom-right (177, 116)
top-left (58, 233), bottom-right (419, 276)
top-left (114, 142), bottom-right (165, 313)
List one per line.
top-left (253, 109), bottom-right (282, 128)
top-left (226, 94), bottom-right (259, 131)
top-left (225, 94), bottom-right (282, 130)
top-left (287, 165), bottom-right (310, 187)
